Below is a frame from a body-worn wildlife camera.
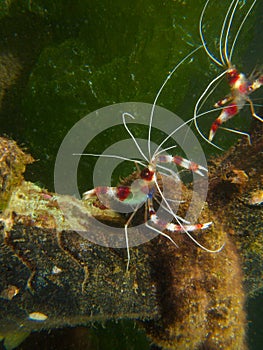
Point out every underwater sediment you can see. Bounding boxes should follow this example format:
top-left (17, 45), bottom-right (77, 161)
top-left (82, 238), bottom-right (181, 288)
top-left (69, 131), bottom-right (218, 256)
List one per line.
top-left (0, 121), bottom-right (262, 349)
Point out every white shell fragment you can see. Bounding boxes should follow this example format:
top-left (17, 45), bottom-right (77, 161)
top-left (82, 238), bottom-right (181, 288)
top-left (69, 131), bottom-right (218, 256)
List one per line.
top-left (28, 312), bottom-right (48, 321)
top-left (52, 265), bottom-right (62, 274)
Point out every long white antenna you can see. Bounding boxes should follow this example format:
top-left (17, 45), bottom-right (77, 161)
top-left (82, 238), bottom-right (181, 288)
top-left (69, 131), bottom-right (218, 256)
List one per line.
top-left (147, 46), bottom-right (202, 160)
top-left (122, 112), bottom-right (149, 163)
top-left (224, 0), bottom-right (240, 66)
top-left (229, 0), bottom-right (257, 62)
top-left (219, 0), bottom-right (237, 65)
top-left (73, 153), bottom-right (147, 168)
top-left (199, 0), bottom-right (224, 67)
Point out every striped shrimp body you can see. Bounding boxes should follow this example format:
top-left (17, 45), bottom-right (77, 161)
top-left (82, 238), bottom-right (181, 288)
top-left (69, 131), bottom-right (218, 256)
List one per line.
top-left (83, 141), bottom-right (213, 271)
top-left (194, 0), bottom-right (263, 148)
top-left (77, 47), bottom-right (223, 270)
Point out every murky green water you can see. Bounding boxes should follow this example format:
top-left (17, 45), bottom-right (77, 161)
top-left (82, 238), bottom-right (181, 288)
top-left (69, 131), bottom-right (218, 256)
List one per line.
top-left (0, 0), bottom-right (262, 349)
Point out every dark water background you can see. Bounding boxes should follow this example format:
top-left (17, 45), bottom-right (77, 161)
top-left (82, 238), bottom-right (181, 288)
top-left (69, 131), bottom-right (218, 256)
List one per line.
top-left (0, 0), bottom-right (262, 349)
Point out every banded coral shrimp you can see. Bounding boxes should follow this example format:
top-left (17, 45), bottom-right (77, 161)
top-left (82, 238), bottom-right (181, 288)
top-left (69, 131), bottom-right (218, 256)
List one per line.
top-left (74, 47), bottom-right (224, 271)
top-left (194, 0), bottom-right (263, 149)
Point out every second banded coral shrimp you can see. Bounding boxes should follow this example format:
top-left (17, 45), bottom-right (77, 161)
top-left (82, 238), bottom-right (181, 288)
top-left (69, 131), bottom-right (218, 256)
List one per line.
top-left (75, 48), bottom-right (224, 271)
top-left (194, 0), bottom-right (263, 149)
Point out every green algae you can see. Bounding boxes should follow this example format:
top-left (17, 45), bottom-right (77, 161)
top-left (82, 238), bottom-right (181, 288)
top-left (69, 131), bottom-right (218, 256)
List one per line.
top-left (0, 1), bottom-right (258, 193)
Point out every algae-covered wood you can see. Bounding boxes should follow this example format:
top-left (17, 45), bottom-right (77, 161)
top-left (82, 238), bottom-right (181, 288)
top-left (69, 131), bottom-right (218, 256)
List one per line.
top-left (0, 122), bottom-right (262, 349)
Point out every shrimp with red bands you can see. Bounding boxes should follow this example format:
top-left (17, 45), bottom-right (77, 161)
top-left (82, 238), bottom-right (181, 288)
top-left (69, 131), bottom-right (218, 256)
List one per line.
top-left (82, 137), bottom-right (215, 271)
top-left (194, 0), bottom-right (263, 148)
top-left (75, 48), bottom-right (223, 271)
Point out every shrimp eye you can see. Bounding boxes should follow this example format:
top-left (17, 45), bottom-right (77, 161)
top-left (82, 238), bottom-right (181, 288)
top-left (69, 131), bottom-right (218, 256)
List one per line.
top-left (227, 68), bottom-right (239, 83)
top-left (140, 168), bottom-right (154, 181)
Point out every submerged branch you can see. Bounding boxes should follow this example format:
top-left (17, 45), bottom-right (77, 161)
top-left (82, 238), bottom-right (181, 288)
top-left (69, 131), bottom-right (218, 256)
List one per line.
top-left (0, 122), bottom-right (262, 349)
